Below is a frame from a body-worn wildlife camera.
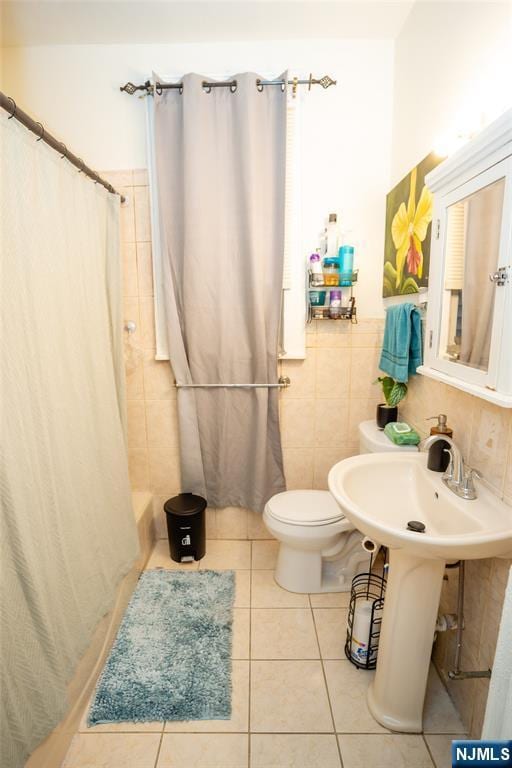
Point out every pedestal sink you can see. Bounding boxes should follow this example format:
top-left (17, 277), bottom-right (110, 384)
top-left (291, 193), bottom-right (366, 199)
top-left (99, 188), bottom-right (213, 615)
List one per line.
top-left (328, 452), bottom-right (512, 733)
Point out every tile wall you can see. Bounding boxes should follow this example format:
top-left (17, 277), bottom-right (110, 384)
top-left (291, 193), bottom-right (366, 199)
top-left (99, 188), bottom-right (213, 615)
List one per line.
top-left (401, 376), bottom-right (512, 738)
top-left (108, 170), bottom-right (386, 541)
top-left (109, 168), bottom-right (512, 739)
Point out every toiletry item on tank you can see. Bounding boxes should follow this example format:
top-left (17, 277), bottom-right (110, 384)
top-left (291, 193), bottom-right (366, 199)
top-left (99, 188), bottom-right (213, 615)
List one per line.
top-left (329, 289), bottom-right (342, 319)
top-left (310, 290), bottom-right (327, 307)
top-left (309, 253), bottom-right (323, 286)
top-left (339, 245), bottom-right (355, 285)
top-left (350, 599), bottom-right (373, 664)
top-left (323, 258), bottom-right (340, 286)
top-left (427, 414), bottom-right (453, 472)
top-left (326, 213), bottom-right (338, 257)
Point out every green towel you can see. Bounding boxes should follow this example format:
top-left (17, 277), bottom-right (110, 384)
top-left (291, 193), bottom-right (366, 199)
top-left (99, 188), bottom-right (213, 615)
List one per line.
top-left (379, 303), bottom-right (423, 382)
top-left (384, 422), bottom-right (421, 446)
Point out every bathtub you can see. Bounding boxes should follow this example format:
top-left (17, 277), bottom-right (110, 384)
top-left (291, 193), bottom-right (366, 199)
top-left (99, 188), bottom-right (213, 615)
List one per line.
top-left (25, 491), bottom-right (155, 768)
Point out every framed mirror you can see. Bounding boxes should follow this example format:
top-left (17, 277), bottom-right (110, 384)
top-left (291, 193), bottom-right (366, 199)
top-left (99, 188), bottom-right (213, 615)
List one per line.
top-left (421, 109), bottom-right (512, 406)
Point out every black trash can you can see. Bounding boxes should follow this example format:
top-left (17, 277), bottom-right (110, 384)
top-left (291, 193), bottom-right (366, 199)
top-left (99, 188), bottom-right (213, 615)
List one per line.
top-left (164, 493), bottom-right (207, 563)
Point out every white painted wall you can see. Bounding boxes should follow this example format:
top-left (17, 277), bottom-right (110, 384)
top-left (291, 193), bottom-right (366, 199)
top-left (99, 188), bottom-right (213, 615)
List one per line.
top-left (391, 1), bottom-right (512, 184)
top-left (2, 39), bottom-right (394, 317)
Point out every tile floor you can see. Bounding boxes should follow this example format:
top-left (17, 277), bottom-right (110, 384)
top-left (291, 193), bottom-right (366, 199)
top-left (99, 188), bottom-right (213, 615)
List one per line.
top-left (63, 539), bottom-right (466, 768)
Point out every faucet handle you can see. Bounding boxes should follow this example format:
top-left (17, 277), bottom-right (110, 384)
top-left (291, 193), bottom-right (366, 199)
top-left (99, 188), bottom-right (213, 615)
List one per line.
top-left (461, 467), bottom-right (481, 499)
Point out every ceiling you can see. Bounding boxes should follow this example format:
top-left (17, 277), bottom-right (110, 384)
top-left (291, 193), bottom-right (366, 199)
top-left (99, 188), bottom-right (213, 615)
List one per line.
top-left (0, 0), bottom-right (417, 46)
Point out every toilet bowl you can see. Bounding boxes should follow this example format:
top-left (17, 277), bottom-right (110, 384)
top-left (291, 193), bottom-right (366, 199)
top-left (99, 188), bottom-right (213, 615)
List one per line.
top-left (264, 420), bottom-right (418, 593)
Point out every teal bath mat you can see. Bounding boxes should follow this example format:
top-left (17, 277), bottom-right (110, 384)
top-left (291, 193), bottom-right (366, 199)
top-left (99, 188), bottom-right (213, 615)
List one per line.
top-left (88, 569), bottom-right (235, 725)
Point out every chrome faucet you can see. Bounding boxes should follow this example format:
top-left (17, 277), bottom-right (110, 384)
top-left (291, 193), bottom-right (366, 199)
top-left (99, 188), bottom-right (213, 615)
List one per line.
top-left (420, 434), bottom-right (480, 500)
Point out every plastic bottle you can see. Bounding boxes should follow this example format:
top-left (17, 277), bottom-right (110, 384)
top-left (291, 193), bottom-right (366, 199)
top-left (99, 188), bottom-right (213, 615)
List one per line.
top-left (427, 414), bottom-right (453, 472)
top-left (323, 258), bottom-right (340, 286)
top-left (339, 245), bottom-right (355, 286)
top-left (329, 289), bottom-right (343, 319)
top-left (309, 253), bottom-right (323, 286)
top-left (326, 213), bottom-right (338, 258)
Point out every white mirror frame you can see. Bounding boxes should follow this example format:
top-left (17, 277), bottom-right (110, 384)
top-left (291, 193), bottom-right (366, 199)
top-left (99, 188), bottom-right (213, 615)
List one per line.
top-left (419, 108), bottom-right (512, 408)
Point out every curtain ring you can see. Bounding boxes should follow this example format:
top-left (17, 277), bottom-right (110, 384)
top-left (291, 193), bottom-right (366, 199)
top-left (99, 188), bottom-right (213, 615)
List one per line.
top-left (77, 159), bottom-right (84, 173)
top-left (256, 79), bottom-right (264, 93)
top-left (230, 80), bottom-right (237, 93)
top-left (308, 73), bottom-right (313, 91)
top-left (6, 97), bottom-right (16, 118)
top-left (202, 81), bottom-right (212, 94)
top-left (280, 81), bottom-right (286, 93)
top-left (179, 84), bottom-right (183, 95)
top-left (59, 142), bottom-right (68, 159)
top-left (35, 122), bottom-right (45, 141)
top-left (155, 82), bottom-right (163, 96)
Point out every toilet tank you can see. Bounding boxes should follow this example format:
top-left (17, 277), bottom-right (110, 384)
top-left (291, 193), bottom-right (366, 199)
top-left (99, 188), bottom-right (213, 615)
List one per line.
top-left (358, 419), bottom-right (419, 454)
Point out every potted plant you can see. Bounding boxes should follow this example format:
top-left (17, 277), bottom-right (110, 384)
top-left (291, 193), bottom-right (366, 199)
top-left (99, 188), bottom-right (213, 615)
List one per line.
top-left (374, 376), bottom-right (408, 429)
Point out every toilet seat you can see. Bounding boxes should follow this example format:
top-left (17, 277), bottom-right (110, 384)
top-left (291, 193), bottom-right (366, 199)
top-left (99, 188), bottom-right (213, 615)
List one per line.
top-left (265, 490), bottom-right (344, 527)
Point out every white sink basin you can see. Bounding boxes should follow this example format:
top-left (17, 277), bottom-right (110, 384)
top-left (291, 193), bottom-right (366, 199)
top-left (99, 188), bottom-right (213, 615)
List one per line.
top-left (328, 452), bottom-right (512, 734)
top-left (328, 452), bottom-right (512, 561)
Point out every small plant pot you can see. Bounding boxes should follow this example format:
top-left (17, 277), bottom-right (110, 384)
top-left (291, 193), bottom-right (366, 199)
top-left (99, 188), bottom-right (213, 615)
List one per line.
top-left (376, 403), bottom-right (398, 430)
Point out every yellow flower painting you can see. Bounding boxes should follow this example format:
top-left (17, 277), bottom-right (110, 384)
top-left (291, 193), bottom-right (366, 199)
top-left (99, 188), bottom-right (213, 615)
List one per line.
top-left (383, 152), bottom-right (442, 297)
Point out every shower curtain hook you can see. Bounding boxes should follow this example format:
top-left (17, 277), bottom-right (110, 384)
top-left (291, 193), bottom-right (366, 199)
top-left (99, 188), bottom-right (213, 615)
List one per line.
top-left (280, 81), bottom-right (286, 93)
top-left (35, 122), bottom-right (45, 141)
top-left (59, 142), bottom-right (68, 159)
top-left (202, 81), bottom-right (212, 94)
top-left (256, 79), bottom-right (264, 93)
top-left (77, 159), bottom-right (84, 173)
top-left (155, 82), bottom-right (163, 96)
top-left (7, 97), bottom-right (16, 118)
top-left (179, 83), bottom-right (183, 95)
top-left (230, 80), bottom-right (238, 93)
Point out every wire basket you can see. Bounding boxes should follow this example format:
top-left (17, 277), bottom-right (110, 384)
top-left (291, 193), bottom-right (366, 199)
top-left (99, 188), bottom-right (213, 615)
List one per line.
top-left (345, 555), bottom-right (387, 670)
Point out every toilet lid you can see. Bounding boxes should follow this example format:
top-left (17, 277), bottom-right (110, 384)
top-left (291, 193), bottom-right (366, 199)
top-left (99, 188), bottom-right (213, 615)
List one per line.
top-left (265, 490), bottom-right (345, 526)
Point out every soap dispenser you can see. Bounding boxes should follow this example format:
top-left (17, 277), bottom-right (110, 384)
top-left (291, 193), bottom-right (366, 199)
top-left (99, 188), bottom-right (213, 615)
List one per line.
top-left (426, 414), bottom-right (453, 472)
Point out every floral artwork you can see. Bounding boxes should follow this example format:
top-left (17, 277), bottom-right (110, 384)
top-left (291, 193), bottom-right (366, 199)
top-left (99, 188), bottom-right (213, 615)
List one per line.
top-left (383, 152), bottom-right (443, 297)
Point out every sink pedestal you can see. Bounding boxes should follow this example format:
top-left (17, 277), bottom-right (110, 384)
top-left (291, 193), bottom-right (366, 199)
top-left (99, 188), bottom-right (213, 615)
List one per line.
top-left (367, 549), bottom-right (445, 733)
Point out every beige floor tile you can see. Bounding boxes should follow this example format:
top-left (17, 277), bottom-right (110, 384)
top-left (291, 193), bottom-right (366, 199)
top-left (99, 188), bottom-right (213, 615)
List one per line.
top-left (423, 666), bottom-right (466, 734)
top-left (158, 733), bottom-right (248, 767)
top-left (250, 734), bottom-right (341, 767)
top-left (145, 539), bottom-right (199, 571)
top-left (250, 660), bottom-right (333, 732)
top-left (424, 734), bottom-right (461, 768)
top-left (165, 661), bottom-right (249, 733)
top-left (62, 733), bottom-right (161, 768)
top-left (324, 660), bottom-right (388, 733)
top-left (309, 592), bottom-right (351, 608)
top-left (78, 696), bottom-right (163, 733)
top-left (233, 608), bottom-right (250, 659)
top-left (251, 608), bottom-right (319, 659)
top-left (338, 734), bottom-right (434, 768)
top-left (233, 570), bottom-right (251, 608)
top-left (251, 571), bottom-right (309, 608)
top-left (251, 540), bottom-right (279, 569)
top-left (314, 608), bottom-right (348, 659)
top-left (200, 540), bottom-right (252, 570)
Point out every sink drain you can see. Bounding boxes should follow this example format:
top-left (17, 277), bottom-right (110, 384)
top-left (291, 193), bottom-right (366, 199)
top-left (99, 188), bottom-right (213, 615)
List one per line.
top-left (407, 520), bottom-right (426, 533)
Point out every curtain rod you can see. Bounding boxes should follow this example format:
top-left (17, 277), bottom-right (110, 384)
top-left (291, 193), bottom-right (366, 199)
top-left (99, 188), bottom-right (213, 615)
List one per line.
top-left (120, 73), bottom-right (336, 96)
top-left (0, 91), bottom-right (125, 203)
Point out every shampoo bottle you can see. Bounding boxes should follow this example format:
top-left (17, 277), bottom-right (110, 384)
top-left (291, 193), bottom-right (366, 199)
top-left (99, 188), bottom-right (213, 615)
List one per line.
top-left (427, 414), bottom-right (453, 472)
top-left (326, 213), bottom-right (338, 258)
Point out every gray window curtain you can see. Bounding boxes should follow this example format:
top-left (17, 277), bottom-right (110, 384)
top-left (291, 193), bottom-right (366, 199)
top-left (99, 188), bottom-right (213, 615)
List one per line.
top-left (153, 72), bottom-right (287, 511)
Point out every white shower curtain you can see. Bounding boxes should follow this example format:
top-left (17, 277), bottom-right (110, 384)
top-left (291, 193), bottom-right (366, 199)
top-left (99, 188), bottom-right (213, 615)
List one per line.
top-left (0, 114), bottom-right (139, 768)
top-left (152, 72), bottom-right (287, 512)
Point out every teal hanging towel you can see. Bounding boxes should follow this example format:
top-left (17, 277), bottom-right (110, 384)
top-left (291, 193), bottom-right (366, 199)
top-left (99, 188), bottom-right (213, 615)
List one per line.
top-left (379, 303), bottom-right (423, 383)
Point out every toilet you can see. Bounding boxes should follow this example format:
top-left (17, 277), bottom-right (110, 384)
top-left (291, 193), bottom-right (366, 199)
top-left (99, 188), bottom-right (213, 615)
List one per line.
top-left (264, 420), bottom-right (418, 593)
